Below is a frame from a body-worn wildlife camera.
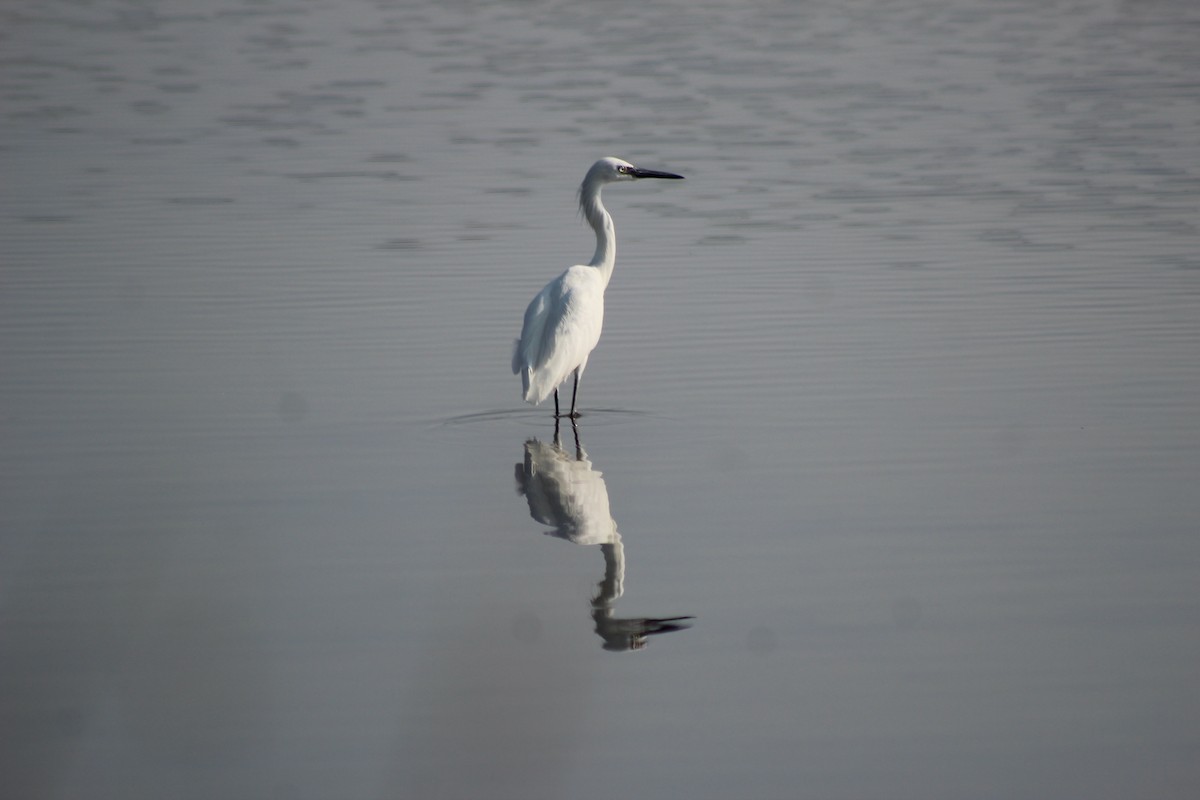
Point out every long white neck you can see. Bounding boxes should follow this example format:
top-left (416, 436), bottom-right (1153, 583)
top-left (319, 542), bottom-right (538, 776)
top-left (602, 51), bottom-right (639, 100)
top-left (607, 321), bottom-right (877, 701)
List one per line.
top-left (581, 180), bottom-right (616, 288)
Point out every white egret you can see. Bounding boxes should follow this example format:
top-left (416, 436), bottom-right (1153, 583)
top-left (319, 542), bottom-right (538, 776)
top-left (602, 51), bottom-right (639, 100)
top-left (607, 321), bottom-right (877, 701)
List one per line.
top-left (512, 157), bottom-right (684, 418)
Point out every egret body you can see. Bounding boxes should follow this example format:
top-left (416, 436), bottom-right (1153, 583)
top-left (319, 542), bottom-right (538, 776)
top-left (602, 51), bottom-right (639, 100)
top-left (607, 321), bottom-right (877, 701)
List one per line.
top-left (512, 157), bottom-right (684, 417)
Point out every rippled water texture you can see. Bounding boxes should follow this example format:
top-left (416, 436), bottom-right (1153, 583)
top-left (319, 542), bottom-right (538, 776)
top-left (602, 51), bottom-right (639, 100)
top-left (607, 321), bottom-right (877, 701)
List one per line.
top-left (3, 1), bottom-right (1199, 798)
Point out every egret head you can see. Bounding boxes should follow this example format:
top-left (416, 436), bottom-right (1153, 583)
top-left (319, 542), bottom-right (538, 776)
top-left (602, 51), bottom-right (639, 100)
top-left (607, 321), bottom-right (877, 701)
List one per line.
top-left (587, 156), bottom-right (684, 186)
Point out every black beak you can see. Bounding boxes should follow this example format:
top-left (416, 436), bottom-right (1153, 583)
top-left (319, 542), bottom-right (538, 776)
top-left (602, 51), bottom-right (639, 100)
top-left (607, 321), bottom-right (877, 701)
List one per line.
top-left (630, 167), bottom-right (684, 180)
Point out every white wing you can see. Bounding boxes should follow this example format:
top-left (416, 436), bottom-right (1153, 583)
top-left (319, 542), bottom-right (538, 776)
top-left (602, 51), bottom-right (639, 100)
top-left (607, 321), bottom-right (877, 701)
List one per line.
top-left (513, 266), bottom-right (605, 405)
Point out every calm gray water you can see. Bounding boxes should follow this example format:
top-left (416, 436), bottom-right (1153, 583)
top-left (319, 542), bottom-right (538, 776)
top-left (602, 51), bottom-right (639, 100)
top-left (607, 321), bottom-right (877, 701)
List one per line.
top-left (3, 0), bottom-right (1199, 797)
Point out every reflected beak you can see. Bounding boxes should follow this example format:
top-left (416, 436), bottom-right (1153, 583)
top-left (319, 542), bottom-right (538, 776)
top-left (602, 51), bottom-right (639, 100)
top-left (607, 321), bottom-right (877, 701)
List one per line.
top-left (630, 167), bottom-right (684, 180)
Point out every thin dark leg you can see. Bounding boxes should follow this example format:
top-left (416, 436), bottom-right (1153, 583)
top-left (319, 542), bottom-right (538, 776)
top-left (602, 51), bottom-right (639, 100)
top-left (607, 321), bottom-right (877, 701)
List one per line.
top-left (569, 370), bottom-right (581, 419)
top-left (553, 416), bottom-right (562, 448)
top-left (553, 388), bottom-right (560, 418)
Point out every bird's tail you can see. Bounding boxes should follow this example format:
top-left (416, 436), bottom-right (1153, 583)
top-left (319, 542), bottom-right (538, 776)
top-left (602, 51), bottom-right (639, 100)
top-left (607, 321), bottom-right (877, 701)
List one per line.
top-left (513, 338), bottom-right (545, 405)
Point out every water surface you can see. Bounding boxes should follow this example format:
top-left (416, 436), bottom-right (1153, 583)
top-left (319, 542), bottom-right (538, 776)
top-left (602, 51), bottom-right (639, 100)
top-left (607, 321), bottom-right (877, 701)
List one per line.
top-left (3, 1), bottom-right (1199, 798)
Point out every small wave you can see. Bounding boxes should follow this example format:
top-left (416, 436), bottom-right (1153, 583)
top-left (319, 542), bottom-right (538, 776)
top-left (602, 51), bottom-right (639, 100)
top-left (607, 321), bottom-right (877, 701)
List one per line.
top-left (435, 407), bottom-right (658, 428)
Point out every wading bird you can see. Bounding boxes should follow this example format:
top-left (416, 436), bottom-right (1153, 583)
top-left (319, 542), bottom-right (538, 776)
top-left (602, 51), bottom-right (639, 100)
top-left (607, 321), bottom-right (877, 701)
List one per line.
top-left (512, 157), bottom-right (684, 418)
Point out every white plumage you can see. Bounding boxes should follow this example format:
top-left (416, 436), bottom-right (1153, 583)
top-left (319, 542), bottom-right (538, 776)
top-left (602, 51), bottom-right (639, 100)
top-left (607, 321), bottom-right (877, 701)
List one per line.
top-left (512, 157), bottom-right (683, 418)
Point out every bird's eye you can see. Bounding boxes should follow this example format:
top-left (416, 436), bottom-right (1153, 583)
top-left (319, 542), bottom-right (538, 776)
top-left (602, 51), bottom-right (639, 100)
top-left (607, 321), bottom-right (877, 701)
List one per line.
top-left (618, 165), bottom-right (630, 173)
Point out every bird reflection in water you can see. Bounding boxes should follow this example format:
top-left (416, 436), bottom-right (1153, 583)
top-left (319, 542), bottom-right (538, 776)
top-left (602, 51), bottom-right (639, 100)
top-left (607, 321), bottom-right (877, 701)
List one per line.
top-left (514, 420), bottom-right (693, 651)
